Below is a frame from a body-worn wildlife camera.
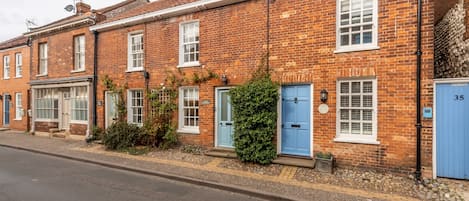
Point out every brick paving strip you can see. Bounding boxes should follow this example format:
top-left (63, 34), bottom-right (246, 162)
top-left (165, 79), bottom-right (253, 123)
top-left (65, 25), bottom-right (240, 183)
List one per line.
top-left (0, 131), bottom-right (419, 201)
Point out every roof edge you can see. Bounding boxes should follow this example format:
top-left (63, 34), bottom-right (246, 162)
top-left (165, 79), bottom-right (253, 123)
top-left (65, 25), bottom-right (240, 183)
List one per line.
top-left (90, 0), bottom-right (249, 32)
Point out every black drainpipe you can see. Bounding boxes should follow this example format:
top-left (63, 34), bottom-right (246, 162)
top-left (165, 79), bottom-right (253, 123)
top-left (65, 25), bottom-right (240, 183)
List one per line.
top-left (266, 0), bottom-right (271, 72)
top-left (415, 0), bottom-right (423, 181)
top-left (92, 31), bottom-right (99, 128)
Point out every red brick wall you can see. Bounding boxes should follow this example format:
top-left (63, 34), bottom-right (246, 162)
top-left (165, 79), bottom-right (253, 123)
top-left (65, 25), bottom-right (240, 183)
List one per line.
top-left (35, 121), bottom-right (58, 132)
top-left (0, 45), bottom-right (31, 131)
top-left (70, 124), bottom-right (87, 135)
top-left (96, 0), bottom-right (434, 173)
top-left (30, 26), bottom-right (96, 80)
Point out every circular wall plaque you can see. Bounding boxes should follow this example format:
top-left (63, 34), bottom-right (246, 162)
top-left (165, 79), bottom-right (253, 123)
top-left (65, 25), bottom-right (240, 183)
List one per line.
top-left (318, 104), bottom-right (329, 114)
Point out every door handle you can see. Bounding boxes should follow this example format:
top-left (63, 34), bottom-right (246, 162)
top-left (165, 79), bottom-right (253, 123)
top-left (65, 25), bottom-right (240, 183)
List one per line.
top-left (291, 124), bottom-right (301, 128)
top-left (225, 123), bottom-right (233, 126)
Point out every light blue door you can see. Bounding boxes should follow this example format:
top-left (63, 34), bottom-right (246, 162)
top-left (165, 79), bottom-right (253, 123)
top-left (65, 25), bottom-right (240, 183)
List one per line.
top-left (436, 83), bottom-right (469, 180)
top-left (217, 89), bottom-right (234, 148)
top-left (3, 94), bottom-right (10, 126)
top-left (281, 85), bottom-right (311, 156)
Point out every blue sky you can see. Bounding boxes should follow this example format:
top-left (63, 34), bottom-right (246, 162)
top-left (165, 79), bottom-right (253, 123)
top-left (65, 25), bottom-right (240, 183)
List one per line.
top-left (0, 0), bottom-right (124, 41)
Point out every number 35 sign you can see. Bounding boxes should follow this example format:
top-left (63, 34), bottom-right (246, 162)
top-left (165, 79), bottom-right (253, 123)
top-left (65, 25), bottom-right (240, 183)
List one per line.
top-left (454, 95), bottom-right (465, 101)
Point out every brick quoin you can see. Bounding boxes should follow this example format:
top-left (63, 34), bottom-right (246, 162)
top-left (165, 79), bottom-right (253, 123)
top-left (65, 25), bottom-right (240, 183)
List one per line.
top-left (94, 0), bottom-right (435, 175)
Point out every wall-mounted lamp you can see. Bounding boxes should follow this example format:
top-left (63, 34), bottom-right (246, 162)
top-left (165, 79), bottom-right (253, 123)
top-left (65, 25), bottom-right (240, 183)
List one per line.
top-left (320, 89), bottom-right (328, 103)
top-left (221, 74), bottom-right (228, 85)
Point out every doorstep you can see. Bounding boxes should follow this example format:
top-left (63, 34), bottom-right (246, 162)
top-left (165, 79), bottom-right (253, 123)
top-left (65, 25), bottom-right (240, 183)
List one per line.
top-left (273, 156), bottom-right (315, 168)
top-left (205, 147), bottom-right (237, 159)
top-left (0, 128), bottom-right (11, 131)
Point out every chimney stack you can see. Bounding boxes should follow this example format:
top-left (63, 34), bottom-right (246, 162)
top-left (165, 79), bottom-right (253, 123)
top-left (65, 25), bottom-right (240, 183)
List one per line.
top-left (76, 2), bottom-right (91, 14)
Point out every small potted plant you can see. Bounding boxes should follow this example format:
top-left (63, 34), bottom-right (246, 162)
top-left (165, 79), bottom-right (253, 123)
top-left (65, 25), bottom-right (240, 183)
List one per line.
top-left (315, 152), bottom-right (334, 173)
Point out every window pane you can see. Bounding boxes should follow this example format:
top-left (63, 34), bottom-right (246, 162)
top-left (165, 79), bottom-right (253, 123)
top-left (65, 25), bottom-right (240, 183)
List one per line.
top-left (340, 96), bottom-right (349, 107)
top-left (363, 81), bottom-right (373, 93)
top-left (363, 32), bottom-right (372, 44)
top-left (340, 109), bottom-right (349, 120)
top-left (340, 35), bottom-right (350, 46)
top-left (363, 123), bottom-right (373, 135)
top-left (351, 123), bottom-right (361, 134)
top-left (351, 95), bottom-right (361, 107)
top-left (363, 110), bottom-right (372, 121)
top-left (351, 82), bottom-right (361, 93)
top-left (351, 109), bottom-right (361, 120)
top-left (340, 82), bottom-right (349, 93)
top-left (341, 0), bottom-right (350, 12)
top-left (352, 33), bottom-right (361, 44)
top-left (340, 122), bottom-right (349, 133)
top-left (363, 95), bottom-right (373, 107)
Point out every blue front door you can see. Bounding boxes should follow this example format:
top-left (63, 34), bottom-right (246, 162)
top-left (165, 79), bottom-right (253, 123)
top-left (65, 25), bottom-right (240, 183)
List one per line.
top-left (436, 83), bottom-right (469, 180)
top-left (217, 89), bottom-right (234, 148)
top-left (281, 85), bottom-right (311, 156)
top-left (3, 94), bottom-right (10, 126)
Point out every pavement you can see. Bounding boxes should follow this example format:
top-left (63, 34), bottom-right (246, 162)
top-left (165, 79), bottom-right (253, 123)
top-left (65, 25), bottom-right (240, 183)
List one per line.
top-left (0, 131), bottom-right (420, 201)
top-left (0, 146), bottom-right (263, 201)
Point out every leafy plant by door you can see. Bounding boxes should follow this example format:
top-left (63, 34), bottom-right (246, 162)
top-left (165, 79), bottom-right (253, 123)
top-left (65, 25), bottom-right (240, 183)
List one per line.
top-left (229, 55), bottom-right (279, 164)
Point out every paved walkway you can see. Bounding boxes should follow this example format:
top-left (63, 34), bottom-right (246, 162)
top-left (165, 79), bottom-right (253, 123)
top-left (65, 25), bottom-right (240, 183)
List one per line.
top-left (0, 131), bottom-right (422, 201)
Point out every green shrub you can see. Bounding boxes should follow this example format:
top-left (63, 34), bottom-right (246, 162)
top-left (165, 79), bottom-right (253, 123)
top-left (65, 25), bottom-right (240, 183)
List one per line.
top-left (229, 75), bottom-right (279, 164)
top-left (86, 126), bottom-right (105, 143)
top-left (315, 152), bottom-right (333, 159)
top-left (103, 121), bottom-right (142, 150)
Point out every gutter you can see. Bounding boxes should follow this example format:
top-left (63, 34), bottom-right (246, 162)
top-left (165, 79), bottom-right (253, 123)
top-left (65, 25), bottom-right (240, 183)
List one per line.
top-left (90, 0), bottom-right (249, 32)
top-left (415, 0), bottom-right (423, 181)
top-left (24, 18), bottom-right (94, 37)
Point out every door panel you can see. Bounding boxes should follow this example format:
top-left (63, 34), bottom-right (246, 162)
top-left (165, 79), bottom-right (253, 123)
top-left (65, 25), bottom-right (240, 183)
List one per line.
top-left (61, 90), bottom-right (70, 130)
top-left (436, 83), bottom-right (469, 180)
top-left (4, 94), bottom-right (10, 126)
top-left (281, 85), bottom-right (311, 156)
top-left (217, 89), bottom-right (234, 148)
top-left (106, 92), bottom-right (119, 128)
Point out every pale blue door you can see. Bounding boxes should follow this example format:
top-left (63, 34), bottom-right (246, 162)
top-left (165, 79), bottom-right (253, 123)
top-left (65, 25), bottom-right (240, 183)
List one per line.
top-left (281, 85), bottom-right (311, 156)
top-left (436, 83), bottom-right (469, 180)
top-left (3, 94), bottom-right (10, 126)
top-left (217, 89), bottom-right (234, 148)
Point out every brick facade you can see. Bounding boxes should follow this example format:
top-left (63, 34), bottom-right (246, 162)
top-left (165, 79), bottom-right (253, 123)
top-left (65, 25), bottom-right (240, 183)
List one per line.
top-left (22, 0), bottom-right (147, 136)
top-left (435, 1), bottom-right (469, 78)
top-left (0, 37), bottom-right (31, 131)
top-left (93, 0), bottom-right (435, 174)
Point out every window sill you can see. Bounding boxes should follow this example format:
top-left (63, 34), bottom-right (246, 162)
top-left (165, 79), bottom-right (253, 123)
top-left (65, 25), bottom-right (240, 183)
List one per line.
top-left (71, 69), bottom-right (85, 73)
top-left (334, 46), bottom-right (380, 54)
top-left (14, 76), bottom-right (23, 79)
top-left (333, 137), bottom-right (380, 145)
top-left (70, 120), bottom-right (88, 125)
top-left (3, 77), bottom-right (10, 80)
top-left (177, 128), bottom-right (200, 135)
top-left (125, 67), bottom-right (144, 73)
top-left (14, 118), bottom-right (22, 121)
top-left (177, 62), bottom-right (201, 68)
top-left (36, 74), bottom-right (48, 77)
top-left (35, 119), bottom-right (59, 122)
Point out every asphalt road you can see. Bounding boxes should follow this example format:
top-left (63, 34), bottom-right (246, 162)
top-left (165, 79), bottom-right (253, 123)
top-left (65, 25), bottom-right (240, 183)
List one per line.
top-left (0, 147), bottom-right (263, 201)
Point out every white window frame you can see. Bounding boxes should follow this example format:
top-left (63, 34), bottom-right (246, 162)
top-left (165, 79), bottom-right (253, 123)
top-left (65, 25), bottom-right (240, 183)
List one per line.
top-left (178, 87), bottom-right (200, 134)
top-left (39, 43), bottom-right (48, 76)
top-left (15, 53), bottom-right (22, 78)
top-left (35, 88), bottom-right (59, 121)
top-left (15, 93), bottom-right (23, 120)
top-left (178, 21), bottom-right (200, 68)
top-left (127, 32), bottom-right (144, 72)
top-left (70, 86), bottom-right (88, 123)
top-left (73, 35), bottom-right (86, 72)
top-left (3, 55), bottom-right (10, 79)
top-left (335, 0), bottom-right (379, 53)
top-left (127, 89), bottom-right (144, 126)
top-left (335, 78), bottom-right (379, 144)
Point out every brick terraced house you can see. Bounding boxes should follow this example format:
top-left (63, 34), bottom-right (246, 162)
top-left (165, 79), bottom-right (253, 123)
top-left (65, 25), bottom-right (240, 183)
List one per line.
top-left (24, 0), bottom-right (147, 136)
top-left (0, 36), bottom-right (31, 131)
top-left (89, 0), bottom-right (436, 177)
